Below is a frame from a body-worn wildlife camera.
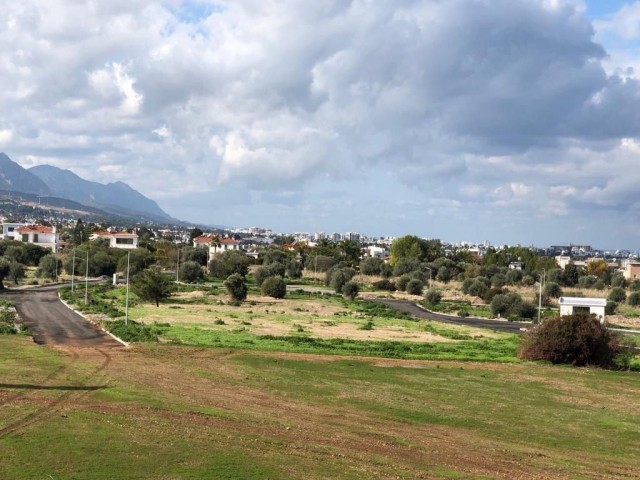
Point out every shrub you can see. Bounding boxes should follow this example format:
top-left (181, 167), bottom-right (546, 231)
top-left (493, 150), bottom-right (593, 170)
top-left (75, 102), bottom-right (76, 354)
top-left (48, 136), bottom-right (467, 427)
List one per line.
top-left (593, 280), bottom-right (606, 291)
top-left (209, 251), bottom-right (251, 279)
top-left (610, 273), bottom-right (627, 289)
top-left (330, 269), bottom-right (348, 294)
top-left (605, 301), bottom-right (618, 315)
top-left (261, 276), bottom-right (287, 299)
top-left (405, 279), bottom-right (424, 295)
top-left (515, 301), bottom-right (537, 320)
top-left (286, 260), bottom-right (303, 279)
top-left (342, 281), bottom-right (359, 300)
top-left (372, 279), bottom-right (396, 291)
top-left (106, 320), bottom-right (158, 342)
top-left (608, 287), bottom-right (626, 303)
top-left (490, 292), bottom-right (524, 317)
top-left (179, 261), bottom-right (204, 283)
top-left (521, 275), bottom-right (535, 286)
top-left (629, 280), bottom-right (640, 292)
top-left (491, 273), bottom-right (506, 288)
top-left (467, 279), bottom-right (488, 298)
top-left (517, 313), bottom-right (626, 368)
top-left (483, 287), bottom-right (506, 304)
top-left (543, 282), bottom-right (562, 299)
top-left (224, 273), bottom-right (248, 302)
top-left (254, 266), bottom-right (270, 287)
top-left (360, 257), bottom-right (384, 276)
top-left (505, 269), bottom-right (522, 285)
top-left (627, 291), bottom-right (640, 306)
top-left (424, 288), bottom-right (442, 305)
top-left (461, 278), bottom-right (474, 294)
top-left (396, 274), bottom-right (412, 292)
top-left (578, 275), bottom-right (597, 289)
top-left (36, 255), bottom-right (59, 280)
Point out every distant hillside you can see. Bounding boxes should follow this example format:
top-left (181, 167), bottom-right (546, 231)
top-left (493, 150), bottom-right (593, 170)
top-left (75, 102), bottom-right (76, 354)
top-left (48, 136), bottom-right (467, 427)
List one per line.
top-left (29, 164), bottom-right (170, 221)
top-left (0, 153), bottom-right (51, 196)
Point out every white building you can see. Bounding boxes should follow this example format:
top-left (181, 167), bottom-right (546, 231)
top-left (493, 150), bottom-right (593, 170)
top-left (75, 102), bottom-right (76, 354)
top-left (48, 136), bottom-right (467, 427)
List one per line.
top-left (558, 297), bottom-right (607, 322)
top-left (365, 245), bottom-right (388, 259)
top-left (193, 235), bottom-right (242, 256)
top-left (2, 223), bottom-right (28, 240)
top-left (90, 231), bottom-right (139, 249)
top-left (14, 225), bottom-right (60, 252)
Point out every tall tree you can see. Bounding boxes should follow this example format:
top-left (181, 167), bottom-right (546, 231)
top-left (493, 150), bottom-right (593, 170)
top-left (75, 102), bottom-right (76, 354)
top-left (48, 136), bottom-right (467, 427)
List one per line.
top-left (132, 267), bottom-right (176, 307)
top-left (0, 259), bottom-right (11, 290)
top-left (390, 236), bottom-right (442, 265)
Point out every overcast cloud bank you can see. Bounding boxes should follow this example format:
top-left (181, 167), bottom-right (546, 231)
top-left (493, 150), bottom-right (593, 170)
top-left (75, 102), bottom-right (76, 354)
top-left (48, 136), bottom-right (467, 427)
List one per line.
top-left (1, 0), bottom-right (640, 247)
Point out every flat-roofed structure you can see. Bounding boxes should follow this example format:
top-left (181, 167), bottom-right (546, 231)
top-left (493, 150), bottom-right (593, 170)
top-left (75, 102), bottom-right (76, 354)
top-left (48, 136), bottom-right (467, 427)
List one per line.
top-left (558, 297), bottom-right (607, 322)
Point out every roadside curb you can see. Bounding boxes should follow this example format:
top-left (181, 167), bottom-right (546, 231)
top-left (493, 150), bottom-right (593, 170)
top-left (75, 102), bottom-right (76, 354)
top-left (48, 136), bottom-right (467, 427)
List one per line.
top-left (58, 294), bottom-right (130, 348)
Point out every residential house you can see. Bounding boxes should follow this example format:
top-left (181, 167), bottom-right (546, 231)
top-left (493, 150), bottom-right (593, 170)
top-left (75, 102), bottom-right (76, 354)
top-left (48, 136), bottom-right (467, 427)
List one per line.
top-left (2, 222), bottom-right (28, 240)
top-left (623, 261), bottom-right (640, 281)
top-left (193, 235), bottom-right (242, 257)
top-left (90, 231), bottom-right (139, 249)
top-left (14, 225), bottom-right (59, 252)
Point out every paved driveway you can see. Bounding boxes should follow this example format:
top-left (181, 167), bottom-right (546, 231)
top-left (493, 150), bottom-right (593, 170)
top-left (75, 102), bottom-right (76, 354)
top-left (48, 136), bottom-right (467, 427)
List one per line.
top-left (3, 286), bottom-right (123, 348)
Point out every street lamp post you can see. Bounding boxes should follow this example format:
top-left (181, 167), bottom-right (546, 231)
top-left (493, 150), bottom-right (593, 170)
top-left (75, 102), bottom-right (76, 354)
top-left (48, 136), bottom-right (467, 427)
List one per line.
top-left (125, 251), bottom-right (130, 326)
top-left (314, 253), bottom-right (318, 282)
top-left (84, 250), bottom-right (89, 305)
top-left (71, 249), bottom-right (76, 293)
top-left (426, 267), bottom-right (433, 289)
top-left (537, 269), bottom-right (546, 324)
top-left (176, 247), bottom-right (180, 282)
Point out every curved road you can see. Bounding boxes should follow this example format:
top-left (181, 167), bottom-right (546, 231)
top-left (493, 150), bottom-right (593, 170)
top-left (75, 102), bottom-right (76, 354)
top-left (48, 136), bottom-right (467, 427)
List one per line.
top-left (2, 285), bottom-right (123, 348)
top-left (378, 299), bottom-right (531, 334)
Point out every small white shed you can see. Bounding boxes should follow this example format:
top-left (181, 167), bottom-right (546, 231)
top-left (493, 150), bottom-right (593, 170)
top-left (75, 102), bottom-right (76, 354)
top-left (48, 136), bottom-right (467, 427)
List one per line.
top-left (558, 297), bottom-right (607, 322)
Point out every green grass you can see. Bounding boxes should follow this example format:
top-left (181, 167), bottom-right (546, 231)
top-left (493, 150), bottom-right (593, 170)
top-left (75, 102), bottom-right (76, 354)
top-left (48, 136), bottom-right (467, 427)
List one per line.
top-left (1, 336), bottom-right (640, 479)
top-left (155, 323), bottom-right (520, 362)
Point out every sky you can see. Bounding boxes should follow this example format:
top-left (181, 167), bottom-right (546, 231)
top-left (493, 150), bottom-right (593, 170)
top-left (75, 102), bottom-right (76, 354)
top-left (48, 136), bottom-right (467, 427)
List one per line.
top-left (2, 0), bottom-right (640, 249)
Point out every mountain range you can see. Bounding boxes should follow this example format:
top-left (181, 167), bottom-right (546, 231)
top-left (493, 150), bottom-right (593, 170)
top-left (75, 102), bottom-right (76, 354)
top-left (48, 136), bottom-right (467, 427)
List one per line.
top-left (0, 152), bottom-right (172, 222)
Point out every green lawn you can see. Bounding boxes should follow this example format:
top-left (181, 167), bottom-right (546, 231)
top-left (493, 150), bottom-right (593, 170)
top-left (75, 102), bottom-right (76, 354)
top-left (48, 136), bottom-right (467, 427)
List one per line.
top-left (1, 336), bottom-right (640, 479)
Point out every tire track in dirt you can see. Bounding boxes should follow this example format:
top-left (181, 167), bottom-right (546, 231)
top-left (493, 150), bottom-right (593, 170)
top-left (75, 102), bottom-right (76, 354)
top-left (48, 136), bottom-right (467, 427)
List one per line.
top-left (0, 351), bottom-right (80, 408)
top-left (0, 348), bottom-right (112, 439)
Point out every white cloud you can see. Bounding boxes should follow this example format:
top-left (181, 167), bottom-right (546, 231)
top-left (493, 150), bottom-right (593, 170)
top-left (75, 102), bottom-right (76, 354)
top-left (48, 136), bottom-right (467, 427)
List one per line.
top-left (0, 0), bottom-right (639, 244)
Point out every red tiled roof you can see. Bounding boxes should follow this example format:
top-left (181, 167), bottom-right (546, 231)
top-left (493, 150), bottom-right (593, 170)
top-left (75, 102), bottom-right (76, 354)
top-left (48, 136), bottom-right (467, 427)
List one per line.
top-left (92, 231), bottom-right (138, 237)
top-left (193, 235), bottom-right (239, 244)
top-left (16, 225), bottom-right (54, 234)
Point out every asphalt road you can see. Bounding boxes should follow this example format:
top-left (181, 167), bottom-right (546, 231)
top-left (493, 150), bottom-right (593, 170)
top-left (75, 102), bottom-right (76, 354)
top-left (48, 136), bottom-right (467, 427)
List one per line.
top-left (3, 287), bottom-right (123, 348)
top-left (378, 299), bottom-right (531, 334)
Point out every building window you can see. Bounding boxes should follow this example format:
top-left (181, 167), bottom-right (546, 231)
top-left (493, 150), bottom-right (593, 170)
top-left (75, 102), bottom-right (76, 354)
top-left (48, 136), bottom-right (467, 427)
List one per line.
top-left (22, 234), bottom-right (28, 242)
top-left (33, 234), bottom-right (39, 243)
top-left (115, 238), bottom-right (135, 245)
top-left (8, 227), bottom-right (14, 232)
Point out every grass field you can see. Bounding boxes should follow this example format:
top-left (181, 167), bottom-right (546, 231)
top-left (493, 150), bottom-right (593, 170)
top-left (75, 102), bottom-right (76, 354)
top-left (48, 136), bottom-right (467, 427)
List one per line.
top-left (1, 336), bottom-right (640, 479)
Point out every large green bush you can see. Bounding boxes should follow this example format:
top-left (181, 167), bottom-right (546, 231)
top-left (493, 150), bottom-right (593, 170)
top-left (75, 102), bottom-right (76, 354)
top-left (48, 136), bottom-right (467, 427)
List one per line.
top-left (608, 287), bottom-right (626, 303)
top-left (543, 282), bottom-right (562, 299)
top-left (224, 273), bottom-right (248, 302)
top-left (342, 281), bottom-right (359, 300)
top-left (518, 313), bottom-right (627, 369)
top-left (179, 261), bottom-right (204, 283)
top-left (627, 291), bottom-right (640, 306)
top-left (261, 276), bottom-right (287, 299)
top-left (424, 289), bottom-right (442, 305)
top-left (405, 279), bottom-right (424, 295)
